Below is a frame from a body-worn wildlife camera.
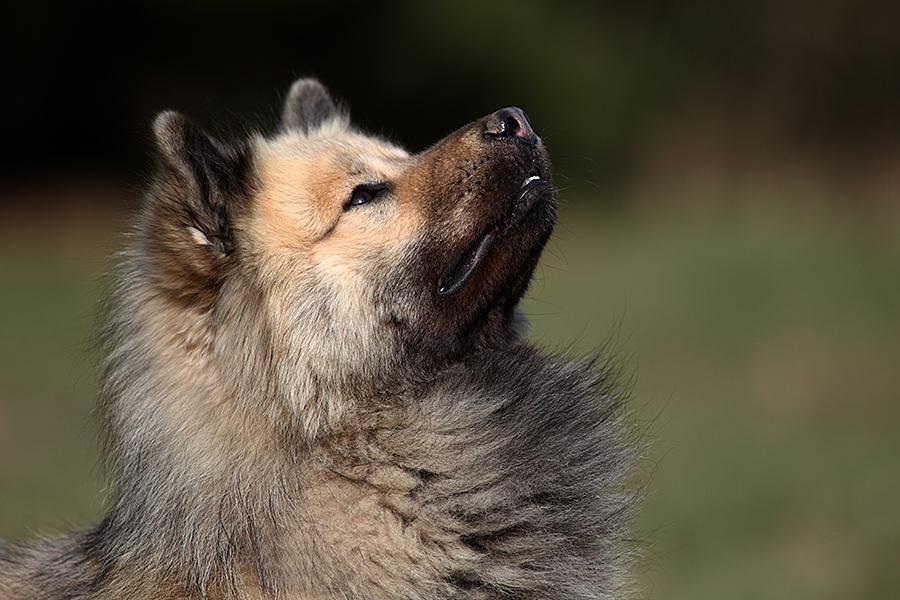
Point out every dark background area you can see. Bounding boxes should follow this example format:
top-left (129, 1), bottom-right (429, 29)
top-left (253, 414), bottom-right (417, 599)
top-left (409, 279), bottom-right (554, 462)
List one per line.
top-left (4, 0), bottom-right (900, 196)
top-left (2, 2), bottom-right (900, 599)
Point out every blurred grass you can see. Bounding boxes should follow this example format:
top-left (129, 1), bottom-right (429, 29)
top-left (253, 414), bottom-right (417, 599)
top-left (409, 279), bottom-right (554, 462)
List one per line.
top-left (1, 182), bottom-right (898, 599)
top-left (521, 196), bottom-right (900, 600)
top-left (0, 180), bottom-right (125, 540)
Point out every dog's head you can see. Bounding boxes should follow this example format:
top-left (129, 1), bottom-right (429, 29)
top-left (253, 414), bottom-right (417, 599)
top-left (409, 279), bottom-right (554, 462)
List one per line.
top-left (142, 78), bottom-right (556, 433)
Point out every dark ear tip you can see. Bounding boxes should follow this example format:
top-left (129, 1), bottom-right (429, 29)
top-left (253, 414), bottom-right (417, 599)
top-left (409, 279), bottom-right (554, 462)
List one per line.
top-left (152, 110), bottom-right (193, 155)
top-left (153, 110), bottom-right (183, 135)
top-left (281, 76), bottom-right (340, 133)
top-left (286, 78), bottom-right (328, 100)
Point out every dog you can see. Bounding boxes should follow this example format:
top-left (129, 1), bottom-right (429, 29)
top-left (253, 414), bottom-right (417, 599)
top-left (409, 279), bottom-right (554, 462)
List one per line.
top-left (0, 78), bottom-right (640, 599)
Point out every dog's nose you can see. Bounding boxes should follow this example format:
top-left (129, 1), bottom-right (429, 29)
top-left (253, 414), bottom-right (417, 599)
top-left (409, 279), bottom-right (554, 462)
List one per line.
top-left (484, 107), bottom-right (537, 145)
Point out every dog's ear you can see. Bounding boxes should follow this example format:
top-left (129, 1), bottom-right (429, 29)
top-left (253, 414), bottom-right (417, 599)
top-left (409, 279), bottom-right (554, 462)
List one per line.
top-left (152, 111), bottom-right (251, 254)
top-left (280, 78), bottom-right (340, 133)
top-left (146, 111), bottom-right (251, 306)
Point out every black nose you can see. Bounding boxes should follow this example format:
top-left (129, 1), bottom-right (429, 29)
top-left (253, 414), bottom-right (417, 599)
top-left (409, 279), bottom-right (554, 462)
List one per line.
top-left (484, 107), bottom-right (537, 144)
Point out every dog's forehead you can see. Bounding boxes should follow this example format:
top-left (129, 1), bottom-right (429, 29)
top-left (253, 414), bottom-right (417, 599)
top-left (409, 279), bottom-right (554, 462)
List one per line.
top-left (262, 127), bottom-right (411, 179)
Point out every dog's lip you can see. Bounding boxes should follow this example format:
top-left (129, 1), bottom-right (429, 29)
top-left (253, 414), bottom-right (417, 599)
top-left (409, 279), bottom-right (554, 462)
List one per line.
top-left (521, 174), bottom-right (542, 189)
top-left (437, 175), bottom-right (550, 297)
top-left (437, 228), bottom-right (498, 296)
top-left (512, 176), bottom-right (548, 222)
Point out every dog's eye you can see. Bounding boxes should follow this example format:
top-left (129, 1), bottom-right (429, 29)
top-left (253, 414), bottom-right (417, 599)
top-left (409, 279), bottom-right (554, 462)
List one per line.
top-left (345, 184), bottom-right (387, 210)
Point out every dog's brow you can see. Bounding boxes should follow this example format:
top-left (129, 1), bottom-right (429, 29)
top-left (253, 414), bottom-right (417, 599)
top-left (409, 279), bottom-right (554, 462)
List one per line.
top-left (347, 161), bottom-right (367, 176)
top-left (347, 162), bottom-right (393, 187)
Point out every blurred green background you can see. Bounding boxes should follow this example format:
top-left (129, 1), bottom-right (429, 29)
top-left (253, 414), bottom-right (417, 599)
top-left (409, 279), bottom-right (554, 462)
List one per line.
top-left (2, 1), bottom-right (899, 598)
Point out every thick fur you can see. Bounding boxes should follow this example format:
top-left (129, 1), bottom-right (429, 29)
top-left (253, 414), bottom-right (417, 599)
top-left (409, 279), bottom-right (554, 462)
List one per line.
top-left (0, 79), bottom-right (640, 599)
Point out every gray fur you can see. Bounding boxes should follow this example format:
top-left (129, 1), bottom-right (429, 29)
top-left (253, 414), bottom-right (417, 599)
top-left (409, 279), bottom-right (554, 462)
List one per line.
top-left (281, 77), bottom-right (341, 133)
top-left (0, 78), bottom-right (643, 600)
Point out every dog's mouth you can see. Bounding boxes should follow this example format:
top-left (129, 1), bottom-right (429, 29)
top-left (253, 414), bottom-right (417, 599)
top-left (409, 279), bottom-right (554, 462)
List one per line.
top-left (437, 175), bottom-right (551, 297)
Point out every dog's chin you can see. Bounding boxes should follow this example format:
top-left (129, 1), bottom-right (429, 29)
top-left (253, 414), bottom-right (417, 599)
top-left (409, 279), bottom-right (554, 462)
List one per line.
top-left (437, 176), bottom-right (553, 297)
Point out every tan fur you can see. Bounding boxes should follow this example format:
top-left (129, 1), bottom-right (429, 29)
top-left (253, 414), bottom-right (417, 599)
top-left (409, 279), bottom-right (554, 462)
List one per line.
top-left (0, 79), bottom-right (640, 600)
top-left (247, 128), bottom-right (422, 328)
